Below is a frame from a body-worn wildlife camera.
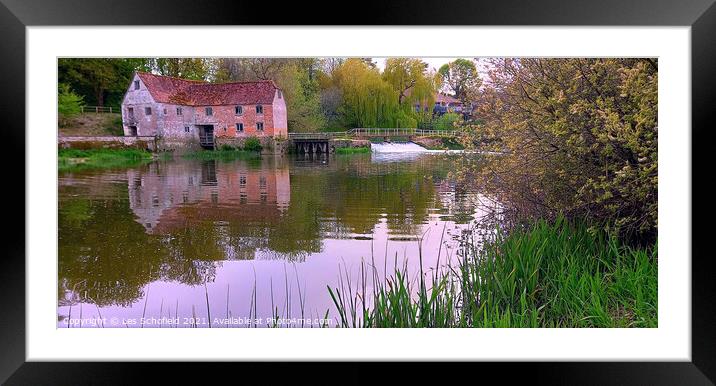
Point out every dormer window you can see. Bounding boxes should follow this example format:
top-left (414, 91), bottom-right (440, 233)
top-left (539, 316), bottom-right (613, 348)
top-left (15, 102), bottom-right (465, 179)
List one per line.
top-left (256, 105), bottom-right (263, 114)
top-left (134, 80), bottom-right (140, 90)
top-left (205, 107), bottom-right (213, 116)
top-left (235, 106), bottom-right (243, 115)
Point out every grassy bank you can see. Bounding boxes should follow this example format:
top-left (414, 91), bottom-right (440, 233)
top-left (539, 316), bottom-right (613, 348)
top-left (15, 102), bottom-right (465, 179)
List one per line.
top-left (328, 217), bottom-right (657, 328)
top-left (335, 147), bottom-right (371, 155)
top-left (58, 113), bottom-right (124, 137)
top-left (58, 148), bottom-right (152, 171)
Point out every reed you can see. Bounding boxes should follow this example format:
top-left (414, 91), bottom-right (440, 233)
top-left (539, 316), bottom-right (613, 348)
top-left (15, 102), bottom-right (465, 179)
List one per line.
top-left (328, 216), bottom-right (657, 328)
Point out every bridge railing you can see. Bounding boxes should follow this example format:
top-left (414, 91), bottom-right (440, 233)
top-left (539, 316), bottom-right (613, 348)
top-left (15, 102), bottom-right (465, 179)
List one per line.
top-left (288, 128), bottom-right (461, 140)
top-left (288, 132), bottom-right (348, 140)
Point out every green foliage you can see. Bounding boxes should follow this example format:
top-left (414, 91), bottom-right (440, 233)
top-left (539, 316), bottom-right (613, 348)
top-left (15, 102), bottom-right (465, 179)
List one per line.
top-left (243, 136), bottom-right (263, 152)
top-left (329, 217), bottom-right (657, 328)
top-left (438, 59), bottom-right (482, 102)
top-left (58, 58), bottom-right (146, 107)
top-left (145, 58), bottom-right (210, 80)
top-left (335, 147), bottom-right (371, 154)
top-left (58, 148), bottom-right (152, 172)
top-left (58, 83), bottom-right (84, 117)
top-left (433, 112), bottom-right (460, 130)
top-left (466, 58), bottom-right (658, 241)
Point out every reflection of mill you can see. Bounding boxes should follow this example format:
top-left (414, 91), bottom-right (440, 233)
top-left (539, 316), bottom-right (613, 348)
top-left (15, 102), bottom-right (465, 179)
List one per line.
top-left (127, 158), bottom-right (291, 234)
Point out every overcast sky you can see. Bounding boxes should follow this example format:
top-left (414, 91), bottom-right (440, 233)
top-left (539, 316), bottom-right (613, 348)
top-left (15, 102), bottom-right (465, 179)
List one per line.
top-left (374, 57), bottom-right (463, 72)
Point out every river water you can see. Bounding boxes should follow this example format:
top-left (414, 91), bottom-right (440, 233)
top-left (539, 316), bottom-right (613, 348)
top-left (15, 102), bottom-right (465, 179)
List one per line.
top-left (58, 145), bottom-right (498, 327)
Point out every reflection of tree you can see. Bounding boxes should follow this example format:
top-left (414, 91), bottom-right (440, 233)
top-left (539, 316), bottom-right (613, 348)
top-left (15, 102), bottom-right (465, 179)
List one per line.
top-left (58, 155), bottom-right (471, 308)
top-left (58, 183), bottom-right (220, 307)
top-left (289, 156), bottom-right (446, 237)
top-left (59, 194), bottom-right (169, 307)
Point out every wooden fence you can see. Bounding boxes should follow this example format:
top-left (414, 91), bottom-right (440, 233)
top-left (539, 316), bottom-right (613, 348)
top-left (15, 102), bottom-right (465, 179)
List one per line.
top-left (80, 106), bottom-right (119, 114)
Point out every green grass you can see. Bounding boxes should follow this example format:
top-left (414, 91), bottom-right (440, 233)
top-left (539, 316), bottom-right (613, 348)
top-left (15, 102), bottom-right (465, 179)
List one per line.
top-left (328, 216), bottom-right (657, 328)
top-left (335, 147), bottom-right (371, 154)
top-left (58, 148), bottom-right (152, 172)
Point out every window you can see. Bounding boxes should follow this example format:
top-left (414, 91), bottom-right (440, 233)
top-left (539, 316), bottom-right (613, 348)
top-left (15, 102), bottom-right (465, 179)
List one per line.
top-left (277, 90), bottom-right (282, 99)
top-left (205, 107), bottom-right (213, 116)
top-left (239, 175), bottom-right (246, 187)
top-left (177, 107), bottom-right (183, 115)
top-left (259, 176), bottom-right (267, 189)
top-left (184, 126), bottom-right (190, 133)
top-left (256, 122), bottom-right (264, 131)
top-left (163, 108), bottom-right (167, 115)
top-left (145, 107), bottom-right (152, 115)
top-left (127, 107), bottom-right (134, 118)
top-left (134, 80), bottom-right (140, 90)
top-left (236, 123), bottom-right (244, 133)
top-left (235, 106), bottom-right (243, 115)
top-left (256, 105), bottom-right (263, 114)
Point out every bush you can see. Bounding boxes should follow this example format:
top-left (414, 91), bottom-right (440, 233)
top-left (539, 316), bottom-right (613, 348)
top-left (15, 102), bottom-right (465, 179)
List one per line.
top-left (466, 59), bottom-right (658, 243)
top-left (243, 137), bottom-right (262, 152)
top-left (433, 113), bottom-right (460, 130)
top-left (58, 83), bottom-right (84, 126)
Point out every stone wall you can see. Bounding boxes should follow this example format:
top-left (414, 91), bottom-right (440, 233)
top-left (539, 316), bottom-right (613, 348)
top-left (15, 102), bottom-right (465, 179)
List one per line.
top-left (58, 136), bottom-right (157, 151)
top-left (328, 139), bottom-right (371, 152)
top-left (214, 136), bottom-right (289, 155)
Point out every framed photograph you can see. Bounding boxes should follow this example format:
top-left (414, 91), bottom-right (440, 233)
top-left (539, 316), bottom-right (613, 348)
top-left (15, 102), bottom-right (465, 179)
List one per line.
top-left (3, 0), bottom-right (715, 383)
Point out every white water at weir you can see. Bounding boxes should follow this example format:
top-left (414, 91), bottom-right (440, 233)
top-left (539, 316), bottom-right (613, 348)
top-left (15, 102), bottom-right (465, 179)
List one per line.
top-left (370, 142), bottom-right (429, 153)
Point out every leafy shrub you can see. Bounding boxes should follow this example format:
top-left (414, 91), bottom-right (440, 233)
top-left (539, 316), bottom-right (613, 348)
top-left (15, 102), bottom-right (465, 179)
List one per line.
top-left (243, 137), bottom-right (262, 152)
top-left (433, 113), bottom-right (460, 131)
top-left (58, 83), bottom-right (84, 126)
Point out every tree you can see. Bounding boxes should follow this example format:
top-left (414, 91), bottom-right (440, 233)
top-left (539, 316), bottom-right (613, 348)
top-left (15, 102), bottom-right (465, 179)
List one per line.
top-left (57, 83), bottom-right (84, 127)
top-left (438, 59), bottom-right (482, 102)
top-left (58, 83), bottom-right (84, 116)
top-left (382, 58), bottom-right (435, 106)
top-left (330, 59), bottom-right (405, 128)
top-left (58, 58), bottom-right (146, 107)
top-left (145, 58), bottom-right (210, 80)
top-left (465, 58), bottom-right (657, 242)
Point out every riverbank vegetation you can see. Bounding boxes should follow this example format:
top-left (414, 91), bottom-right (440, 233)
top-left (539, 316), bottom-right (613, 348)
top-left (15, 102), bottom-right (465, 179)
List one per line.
top-left (335, 147), bottom-right (371, 154)
top-left (463, 58), bottom-right (658, 244)
top-left (58, 148), bottom-right (152, 172)
top-left (329, 217), bottom-right (657, 328)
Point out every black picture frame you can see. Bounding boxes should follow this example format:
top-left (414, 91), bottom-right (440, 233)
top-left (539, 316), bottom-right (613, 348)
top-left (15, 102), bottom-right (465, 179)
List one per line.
top-left (1, 0), bottom-right (714, 384)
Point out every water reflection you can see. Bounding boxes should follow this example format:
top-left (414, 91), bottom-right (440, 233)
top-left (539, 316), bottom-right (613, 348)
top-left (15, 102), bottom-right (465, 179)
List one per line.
top-left (58, 154), bottom-right (496, 327)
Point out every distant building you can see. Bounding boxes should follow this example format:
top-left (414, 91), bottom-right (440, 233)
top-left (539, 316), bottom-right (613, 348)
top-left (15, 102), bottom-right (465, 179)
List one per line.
top-left (432, 93), bottom-right (464, 116)
top-left (413, 92), bottom-right (471, 118)
top-left (121, 72), bottom-right (288, 149)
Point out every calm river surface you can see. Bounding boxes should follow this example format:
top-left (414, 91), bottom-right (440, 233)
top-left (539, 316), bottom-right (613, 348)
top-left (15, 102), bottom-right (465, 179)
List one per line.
top-left (58, 150), bottom-right (497, 327)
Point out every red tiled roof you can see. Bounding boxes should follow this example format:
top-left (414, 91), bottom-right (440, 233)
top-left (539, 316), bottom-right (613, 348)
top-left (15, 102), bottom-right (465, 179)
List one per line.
top-left (435, 93), bottom-right (461, 105)
top-left (136, 72), bottom-right (279, 106)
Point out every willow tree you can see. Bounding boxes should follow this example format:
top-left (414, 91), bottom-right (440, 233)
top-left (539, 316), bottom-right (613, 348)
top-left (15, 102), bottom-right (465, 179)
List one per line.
top-left (332, 59), bottom-right (401, 128)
